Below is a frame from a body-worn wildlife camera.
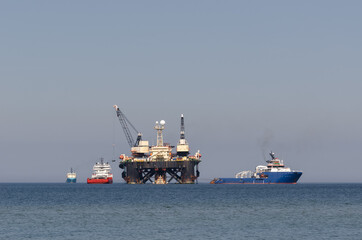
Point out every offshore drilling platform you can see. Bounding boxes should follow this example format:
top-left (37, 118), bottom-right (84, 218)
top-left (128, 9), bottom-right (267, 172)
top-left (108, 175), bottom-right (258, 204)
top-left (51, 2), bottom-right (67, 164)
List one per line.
top-left (113, 105), bottom-right (201, 184)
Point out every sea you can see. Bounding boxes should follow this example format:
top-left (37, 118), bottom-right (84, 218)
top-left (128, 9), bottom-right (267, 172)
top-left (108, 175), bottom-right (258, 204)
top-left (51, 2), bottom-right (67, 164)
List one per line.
top-left (0, 183), bottom-right (361, 240)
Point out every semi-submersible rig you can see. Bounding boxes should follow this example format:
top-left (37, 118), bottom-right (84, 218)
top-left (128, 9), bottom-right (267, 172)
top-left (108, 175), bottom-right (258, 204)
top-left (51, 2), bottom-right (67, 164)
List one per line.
top-left (113, 105), bottom-right (201, 184)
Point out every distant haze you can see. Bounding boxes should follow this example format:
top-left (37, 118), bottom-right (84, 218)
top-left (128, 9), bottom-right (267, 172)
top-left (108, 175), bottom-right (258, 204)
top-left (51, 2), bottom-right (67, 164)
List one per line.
top-left (1, 1), bottom-right (361, 183)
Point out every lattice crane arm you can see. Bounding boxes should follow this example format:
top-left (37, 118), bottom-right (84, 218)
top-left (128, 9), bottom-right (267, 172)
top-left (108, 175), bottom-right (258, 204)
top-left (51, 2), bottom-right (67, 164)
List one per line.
top-left (113, 105), bottom-right (141, 148)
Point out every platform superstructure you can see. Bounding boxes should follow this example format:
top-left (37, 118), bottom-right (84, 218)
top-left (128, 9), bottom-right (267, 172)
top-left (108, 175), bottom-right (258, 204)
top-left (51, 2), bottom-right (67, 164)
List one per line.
top-left (211, 152), bottom-right (302, 184)
top-left (114, 106), bottom-right (201, 184)
top-left (87, 158), bottom-right (113, 184)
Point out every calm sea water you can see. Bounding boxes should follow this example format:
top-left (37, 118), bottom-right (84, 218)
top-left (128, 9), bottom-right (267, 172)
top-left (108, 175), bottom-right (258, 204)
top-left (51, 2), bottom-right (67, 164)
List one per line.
top-left (0, 183), bottom-right (361, 240)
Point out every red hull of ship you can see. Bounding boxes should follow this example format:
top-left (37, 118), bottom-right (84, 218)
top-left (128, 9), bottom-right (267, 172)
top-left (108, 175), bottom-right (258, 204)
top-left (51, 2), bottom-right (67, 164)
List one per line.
top-left (87, 177), bottom-right (113, 184)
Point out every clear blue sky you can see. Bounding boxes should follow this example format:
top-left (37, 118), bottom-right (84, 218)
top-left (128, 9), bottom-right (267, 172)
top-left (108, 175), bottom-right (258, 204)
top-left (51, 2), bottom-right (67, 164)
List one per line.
top-left (1, 1), bottom-right (361, 182)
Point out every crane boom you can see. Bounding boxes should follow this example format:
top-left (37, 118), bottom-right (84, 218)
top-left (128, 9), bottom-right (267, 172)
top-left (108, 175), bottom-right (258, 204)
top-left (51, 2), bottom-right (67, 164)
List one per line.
top-left (113, 105), bottom-right (140, 148)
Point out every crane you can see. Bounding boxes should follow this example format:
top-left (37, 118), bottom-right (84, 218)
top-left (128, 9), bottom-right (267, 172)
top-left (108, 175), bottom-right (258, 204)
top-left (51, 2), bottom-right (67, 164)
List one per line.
top-left (113, 105), bottom-right (142, 148)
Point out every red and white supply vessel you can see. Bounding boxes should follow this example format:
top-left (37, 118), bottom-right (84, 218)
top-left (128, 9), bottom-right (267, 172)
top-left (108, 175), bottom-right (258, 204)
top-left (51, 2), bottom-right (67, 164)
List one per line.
top-left (87, 158), bottom-right (113, 184)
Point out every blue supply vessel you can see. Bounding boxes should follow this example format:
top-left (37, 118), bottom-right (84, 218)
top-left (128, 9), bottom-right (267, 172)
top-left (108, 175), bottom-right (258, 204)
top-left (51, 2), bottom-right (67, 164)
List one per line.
top-left (211, 152), bottom-right (302, 184)
top-left (66, 168), bottom-right (77, 183)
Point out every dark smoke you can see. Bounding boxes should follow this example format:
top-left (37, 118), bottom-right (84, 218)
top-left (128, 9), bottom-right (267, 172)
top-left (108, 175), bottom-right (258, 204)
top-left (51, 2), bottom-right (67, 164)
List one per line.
top-left (258, 129), bottom-right (274, 161)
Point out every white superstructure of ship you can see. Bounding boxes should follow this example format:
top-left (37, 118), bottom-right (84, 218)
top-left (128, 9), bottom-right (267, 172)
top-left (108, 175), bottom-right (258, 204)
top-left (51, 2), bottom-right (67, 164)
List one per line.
top-left (87, 158), bottom-right (113, 184)
top-left (66, 168), bottom-right (76, 183)
top-left (235, 152), bottom-right (298, 179)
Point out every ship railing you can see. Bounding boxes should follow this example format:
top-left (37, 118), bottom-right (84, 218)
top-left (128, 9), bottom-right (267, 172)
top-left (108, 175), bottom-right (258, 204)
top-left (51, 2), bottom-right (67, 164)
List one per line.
top-left (235, 170), bottom-right (253, 179)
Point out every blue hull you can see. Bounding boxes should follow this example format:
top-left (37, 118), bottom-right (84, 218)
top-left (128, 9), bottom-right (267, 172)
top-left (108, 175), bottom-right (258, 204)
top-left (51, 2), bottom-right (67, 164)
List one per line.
top-left (212, 172), bottom-right (302, 184)
top-left (66, 178), bottom-right (76, 183)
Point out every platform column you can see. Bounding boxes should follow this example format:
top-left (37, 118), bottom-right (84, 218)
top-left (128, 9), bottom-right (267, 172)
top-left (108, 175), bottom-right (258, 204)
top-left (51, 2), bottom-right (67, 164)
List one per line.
top-left (125, 162), bottom-right (141, 184)
top-left (181, 161), bottom-right (197, 184)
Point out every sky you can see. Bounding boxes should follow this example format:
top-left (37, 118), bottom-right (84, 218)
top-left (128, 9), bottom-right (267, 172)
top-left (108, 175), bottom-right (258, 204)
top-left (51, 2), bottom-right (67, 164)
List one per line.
top-left (1, 1), bottom-right (362, 183)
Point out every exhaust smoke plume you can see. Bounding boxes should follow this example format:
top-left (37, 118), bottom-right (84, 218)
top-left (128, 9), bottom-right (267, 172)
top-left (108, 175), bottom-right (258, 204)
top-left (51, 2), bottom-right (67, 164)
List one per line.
top-left (258, 129), bottom-right (274, 161)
